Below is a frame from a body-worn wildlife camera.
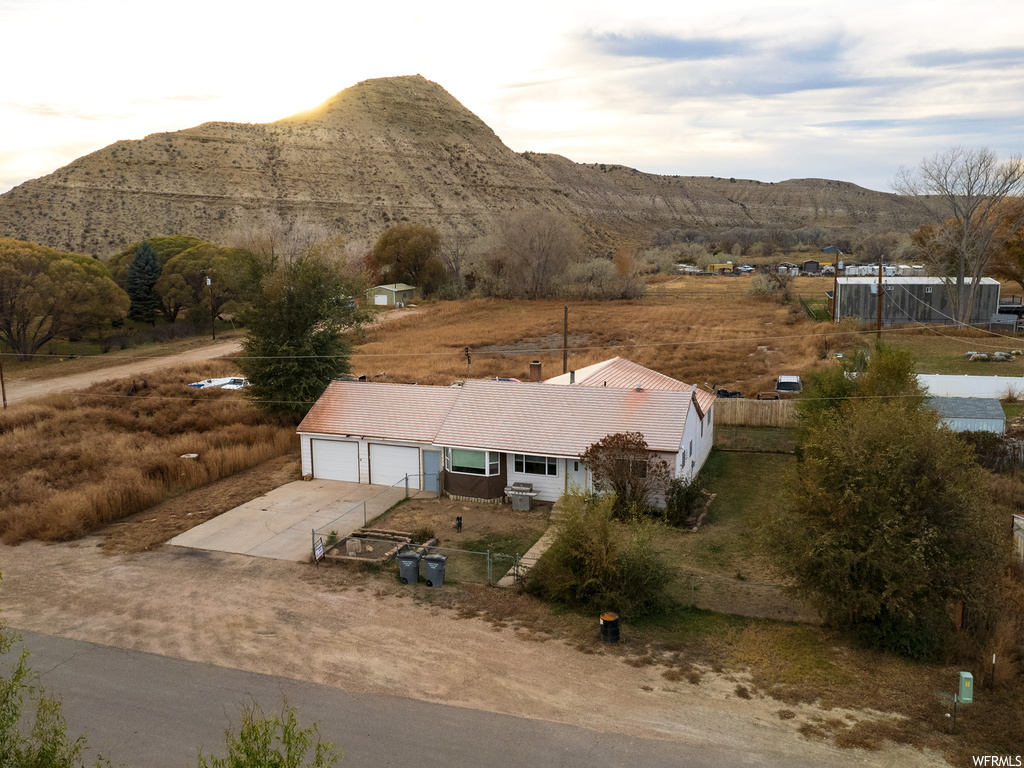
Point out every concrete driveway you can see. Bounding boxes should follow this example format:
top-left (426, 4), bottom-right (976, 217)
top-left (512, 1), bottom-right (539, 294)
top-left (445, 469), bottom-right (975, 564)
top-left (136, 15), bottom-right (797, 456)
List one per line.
top-left (169, 479), bottom-right (428, 562)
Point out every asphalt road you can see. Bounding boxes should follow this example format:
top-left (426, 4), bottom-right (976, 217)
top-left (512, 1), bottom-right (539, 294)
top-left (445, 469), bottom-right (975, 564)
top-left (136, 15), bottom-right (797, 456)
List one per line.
top-left (7, 630), bottom-right (827, 768)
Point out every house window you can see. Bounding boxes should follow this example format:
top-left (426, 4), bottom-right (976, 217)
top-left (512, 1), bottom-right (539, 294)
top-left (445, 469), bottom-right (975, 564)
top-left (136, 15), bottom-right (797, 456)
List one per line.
top-left (444, 448), bottom-right (501, 476)
top-left (514, 454), bottom-right (557, 476)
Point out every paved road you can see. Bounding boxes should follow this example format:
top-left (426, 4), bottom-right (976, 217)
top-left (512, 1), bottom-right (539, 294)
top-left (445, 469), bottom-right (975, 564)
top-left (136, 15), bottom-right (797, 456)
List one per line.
top-left (4, 340), bottom-right (243, 405)
top-left (7, 630), bottom-right (826, 768)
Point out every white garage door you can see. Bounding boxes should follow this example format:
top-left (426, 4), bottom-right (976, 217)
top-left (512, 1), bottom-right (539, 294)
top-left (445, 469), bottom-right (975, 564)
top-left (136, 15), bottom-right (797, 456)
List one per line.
top-left (310, 439), bottom-right (359, 482)
top-left (369, 444), bottom-right (420, 489)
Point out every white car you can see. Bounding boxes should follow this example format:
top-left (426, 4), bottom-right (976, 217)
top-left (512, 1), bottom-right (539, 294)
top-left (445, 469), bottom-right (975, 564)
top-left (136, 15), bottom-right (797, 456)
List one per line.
top-left (188, 377), bottom-right (249, 390)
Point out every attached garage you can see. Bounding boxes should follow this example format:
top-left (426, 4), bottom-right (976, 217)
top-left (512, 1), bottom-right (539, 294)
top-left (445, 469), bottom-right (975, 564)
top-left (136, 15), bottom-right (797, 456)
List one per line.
top-left (310, 439), bottom-right (359, 482)
top-left (369, 443), bottom-right (421, 489)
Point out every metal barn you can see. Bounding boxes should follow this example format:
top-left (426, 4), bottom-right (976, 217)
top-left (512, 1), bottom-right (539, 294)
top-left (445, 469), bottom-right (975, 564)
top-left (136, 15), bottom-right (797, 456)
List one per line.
top-left (834, 277), bottom-right (1000, 326)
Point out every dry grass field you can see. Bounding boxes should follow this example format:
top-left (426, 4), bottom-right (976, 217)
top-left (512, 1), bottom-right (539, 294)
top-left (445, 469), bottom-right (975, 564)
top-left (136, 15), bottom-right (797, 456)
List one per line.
top-left (354, 277), bottom-right (1024, 395)
top-left (355, 277), bottom-right (849, 395)
top-left (0, 360), bottom-right (296, 544)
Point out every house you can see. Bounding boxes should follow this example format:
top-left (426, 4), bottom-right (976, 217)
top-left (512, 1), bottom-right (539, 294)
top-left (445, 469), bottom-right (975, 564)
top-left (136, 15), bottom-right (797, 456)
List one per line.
top-left (833, 277), bottom-right (1000, 326)
top-left (929, 396), bottom-right (1006, 434)
top-left (296, 359), bottom-right (716, 503)
top-left (366, 283), bottom-right (417, 307)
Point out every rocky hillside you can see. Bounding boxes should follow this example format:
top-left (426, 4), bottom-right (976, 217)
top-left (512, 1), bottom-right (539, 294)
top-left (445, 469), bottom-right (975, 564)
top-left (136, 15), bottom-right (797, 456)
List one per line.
top-left (0, 75), bottom-right (926, 257)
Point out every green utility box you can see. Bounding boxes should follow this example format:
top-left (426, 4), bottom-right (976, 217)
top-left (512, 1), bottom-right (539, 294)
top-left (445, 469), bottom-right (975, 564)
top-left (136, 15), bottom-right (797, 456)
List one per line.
top-left (958, 671), bottom-right (974, 703)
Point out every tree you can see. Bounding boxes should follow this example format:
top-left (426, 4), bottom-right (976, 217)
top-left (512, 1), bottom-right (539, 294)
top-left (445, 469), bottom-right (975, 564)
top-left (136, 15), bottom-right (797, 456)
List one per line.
top-left (771, 348), bottom-right (1004, 659)
top-left (580, 432), bottom-right (670, 517)
top-left (1, 575), bottom-right (111, 767)
top-left (989, 221), bottom-right (1024, 293)
top-left (493, 210), bottom-right (578, 299)
top-left (156, 244), bottom-right (258, 329)
top-left (525, 493), bottom-right (672, 617)
top-left (0, 238), bottom-right (128, 360)
top-left (125, 241), bottom-right (162, 324)
top-left (195, 700), bottom-right (339, 768)
top-left (238, 250), bottom-right (360, 418)
top-left (894, 147), bottom-right (1024, 323)
top-left (370, 224), bottom-right (445, 295)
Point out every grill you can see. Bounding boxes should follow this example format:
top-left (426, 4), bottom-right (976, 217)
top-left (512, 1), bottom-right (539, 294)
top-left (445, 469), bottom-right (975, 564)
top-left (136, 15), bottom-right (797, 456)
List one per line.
top-left (504, 481), bottom-right (539, 511)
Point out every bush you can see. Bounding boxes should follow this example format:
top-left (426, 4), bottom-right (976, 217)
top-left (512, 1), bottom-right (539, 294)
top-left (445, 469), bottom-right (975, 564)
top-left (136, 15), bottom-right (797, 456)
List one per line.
top-left (525, 493), bottom-right (672, 617)
top-left (664, 474), bottom-right (707, 527)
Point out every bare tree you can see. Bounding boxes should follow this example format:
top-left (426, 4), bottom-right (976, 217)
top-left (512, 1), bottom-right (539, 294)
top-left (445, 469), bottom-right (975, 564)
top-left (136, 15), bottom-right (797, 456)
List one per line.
top-left (438, 229), bottom-right (472, 283)
top-left (894, 147), bottom-right (1024, 323)
top-left (495, 210), bottom-right (578, 299)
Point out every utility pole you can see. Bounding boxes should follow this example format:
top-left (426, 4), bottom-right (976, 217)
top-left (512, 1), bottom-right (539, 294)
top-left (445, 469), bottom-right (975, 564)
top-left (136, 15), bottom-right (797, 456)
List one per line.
top-left (563, 305), bottom-right (569, 374)
top-left (207, 275), bottom-right (216, 341)
top-left (832, 248), bottom-right (841, 322)
top-left (877, 254), bottom-right (883, 340)
top-left (0, 349), bottom-right (7, 410)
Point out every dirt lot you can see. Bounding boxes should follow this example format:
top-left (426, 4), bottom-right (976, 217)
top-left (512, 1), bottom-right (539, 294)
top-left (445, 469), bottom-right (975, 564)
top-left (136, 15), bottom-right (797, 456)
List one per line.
top-left (0, 539), bottom-right (942, 768)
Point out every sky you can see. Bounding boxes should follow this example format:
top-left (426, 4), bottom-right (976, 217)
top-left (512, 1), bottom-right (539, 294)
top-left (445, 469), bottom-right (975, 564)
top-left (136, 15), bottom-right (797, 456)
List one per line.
top-left (1, 0), bottom-right (1022, 195)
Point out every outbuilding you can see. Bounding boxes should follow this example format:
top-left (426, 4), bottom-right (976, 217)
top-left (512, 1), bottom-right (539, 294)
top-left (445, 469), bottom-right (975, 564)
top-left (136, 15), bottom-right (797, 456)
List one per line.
top-left (929, 396), bottom-right (1006, 434)
top-left (833, 277), bottom-right (1000, 326)
top-left (366, 283), bottom-right (417, 307)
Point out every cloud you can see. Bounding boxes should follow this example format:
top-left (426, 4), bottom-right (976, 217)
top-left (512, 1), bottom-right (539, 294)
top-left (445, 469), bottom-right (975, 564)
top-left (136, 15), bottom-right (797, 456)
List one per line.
top-left (131, 94), bottom-right (220, 104)
top-left (907, 47), bottom-right (1024, 69)
top-left (1, 102), bottom-right (110, 120)
top-left (815, 114), bottom-right (1024, 138)
top-left (586, 32), bottom-right (746, 61)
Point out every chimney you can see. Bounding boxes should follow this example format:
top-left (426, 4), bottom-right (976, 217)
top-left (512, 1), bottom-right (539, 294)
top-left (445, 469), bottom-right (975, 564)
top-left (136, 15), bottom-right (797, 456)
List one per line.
top-left (635, 382), bottom-right (643, 392)
top-left (570, 370), bottom-right (575, 384)
top-left (529, 360), bottom-right (542, 382)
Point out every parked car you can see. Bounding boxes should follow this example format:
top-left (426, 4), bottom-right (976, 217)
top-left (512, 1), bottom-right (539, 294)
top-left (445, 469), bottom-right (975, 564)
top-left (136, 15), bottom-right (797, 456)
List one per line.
top-left (188, 377), bottom-right (249, 390)
top-left (774, 375), bottom-right (803, 395)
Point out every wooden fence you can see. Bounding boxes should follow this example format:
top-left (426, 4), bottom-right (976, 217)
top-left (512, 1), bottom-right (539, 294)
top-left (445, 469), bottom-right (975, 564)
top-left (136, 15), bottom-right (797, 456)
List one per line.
top-left (715, 398), bottom-right (797, 428)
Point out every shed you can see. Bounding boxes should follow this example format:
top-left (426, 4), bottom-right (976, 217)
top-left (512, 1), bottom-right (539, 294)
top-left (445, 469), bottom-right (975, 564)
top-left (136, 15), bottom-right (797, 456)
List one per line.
top-left (929, 396), bottom-right (1005, 434)
top-left (366, 283), bottom-right (417, 307)
top-left (802, 259), bottom-right (820, 274)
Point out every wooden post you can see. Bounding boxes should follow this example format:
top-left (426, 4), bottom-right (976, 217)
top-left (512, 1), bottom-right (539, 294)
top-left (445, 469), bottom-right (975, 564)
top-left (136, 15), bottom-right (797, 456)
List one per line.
top-left (832, 249), bottom-right (840, 321)
top-left (0, 348), bottom-right (7, 409)
top-left (207, 276), bottom-right (216, 341)
top-left (563, 305), bottom-right (568, 374)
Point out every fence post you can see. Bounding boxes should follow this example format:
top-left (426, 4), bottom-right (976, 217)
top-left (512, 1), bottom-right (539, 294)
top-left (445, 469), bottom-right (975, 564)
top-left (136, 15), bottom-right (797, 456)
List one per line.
top-left (311, 528), bottom-right (316, 563)
top-left (405, 474), bottom-right (409, 498)
top-left (486, 550), bottom-right (492, 584)
top-left (363, 501), bottom-right (366, 525)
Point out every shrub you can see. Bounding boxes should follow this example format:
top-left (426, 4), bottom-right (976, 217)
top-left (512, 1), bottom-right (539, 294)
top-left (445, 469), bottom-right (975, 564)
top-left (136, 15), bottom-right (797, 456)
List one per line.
top-left (664, 474), bottom-right (707, 527)
top-left (526, 493), bottom-right (672, 617)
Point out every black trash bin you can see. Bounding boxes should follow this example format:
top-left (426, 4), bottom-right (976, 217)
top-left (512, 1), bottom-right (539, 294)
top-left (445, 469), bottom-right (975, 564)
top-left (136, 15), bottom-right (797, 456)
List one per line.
top-left (600, 611), bottom-right (620, 643)
top-left (397, 550), bottom-right (422, 585)
top-left (423, 553), bottom-right (449, 588)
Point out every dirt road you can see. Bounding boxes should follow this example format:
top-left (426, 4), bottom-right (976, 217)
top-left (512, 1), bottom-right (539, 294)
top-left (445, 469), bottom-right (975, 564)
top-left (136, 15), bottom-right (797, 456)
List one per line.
top-left (4, 340), bottom-right (243, 405)
top-left (0, 540), bottom-right (944, 767)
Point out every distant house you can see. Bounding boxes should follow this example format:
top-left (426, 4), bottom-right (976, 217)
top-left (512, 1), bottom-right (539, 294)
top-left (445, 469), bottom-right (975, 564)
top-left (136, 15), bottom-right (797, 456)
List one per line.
top-left (366, 283), bottom-right (417, 307)
top-left (929, 396), bottom-right (1005, 434)
top-left (833, 277), bottom-right (1000, 326)
top-left (297, 358), bottom-right (716, 503)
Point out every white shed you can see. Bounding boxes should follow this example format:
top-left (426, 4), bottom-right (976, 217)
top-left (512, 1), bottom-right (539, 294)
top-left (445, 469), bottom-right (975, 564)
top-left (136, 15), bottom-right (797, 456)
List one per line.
top-left (928, 397), bottom-right (1006, 434)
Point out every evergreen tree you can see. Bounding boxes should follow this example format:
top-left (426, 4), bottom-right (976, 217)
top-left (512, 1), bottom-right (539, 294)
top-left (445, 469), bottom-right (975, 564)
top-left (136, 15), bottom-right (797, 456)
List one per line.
top-left (238, 250), bottom-right (359, 417)
top-left (125, 241), bottom-right (162, 324)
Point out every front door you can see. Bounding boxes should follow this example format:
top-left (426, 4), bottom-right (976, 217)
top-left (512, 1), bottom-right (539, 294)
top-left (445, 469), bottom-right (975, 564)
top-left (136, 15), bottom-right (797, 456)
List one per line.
top-left (423, 450), bottom-right (441, 493)
top-left (567, 458), bottom-right (587, 493)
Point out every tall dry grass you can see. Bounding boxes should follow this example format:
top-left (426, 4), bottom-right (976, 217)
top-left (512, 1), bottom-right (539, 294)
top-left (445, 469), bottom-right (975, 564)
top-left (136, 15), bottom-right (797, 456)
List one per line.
top-left (0, 361), bottom-right (296, 544)
top-left (358, 278), bottom-right (848, 394)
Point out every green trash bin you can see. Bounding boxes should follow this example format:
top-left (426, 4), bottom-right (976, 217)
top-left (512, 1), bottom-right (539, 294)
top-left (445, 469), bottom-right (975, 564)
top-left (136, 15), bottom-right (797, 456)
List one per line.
top-left (423, 553), bottom-right (449, 588)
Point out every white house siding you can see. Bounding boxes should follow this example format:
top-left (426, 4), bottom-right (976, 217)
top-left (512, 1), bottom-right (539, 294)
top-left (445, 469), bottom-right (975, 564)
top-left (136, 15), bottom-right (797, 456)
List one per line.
top-left (919, 374), bottom-right (1024, 399)
top-left (506, 455), bottom-right (566, 502)
top-left (677, 400), bottom-right (714, 481)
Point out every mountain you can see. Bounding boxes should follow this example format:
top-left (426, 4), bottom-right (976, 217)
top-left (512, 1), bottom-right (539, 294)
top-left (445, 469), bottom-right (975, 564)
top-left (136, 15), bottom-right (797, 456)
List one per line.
top-left (0, 75), bottom-right (926, 256)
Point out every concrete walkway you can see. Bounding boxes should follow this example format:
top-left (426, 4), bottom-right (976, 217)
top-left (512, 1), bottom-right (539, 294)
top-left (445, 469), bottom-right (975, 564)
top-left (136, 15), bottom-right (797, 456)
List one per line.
top-left (169, 479), bottom-right (428, 562)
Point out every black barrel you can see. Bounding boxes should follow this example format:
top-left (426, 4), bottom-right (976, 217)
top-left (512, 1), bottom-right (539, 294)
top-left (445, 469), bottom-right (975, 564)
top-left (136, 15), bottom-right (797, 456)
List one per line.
top-left (600, 611), bottom-right (620, 643)
top-left (397, 550), bottom-right (421, 584)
